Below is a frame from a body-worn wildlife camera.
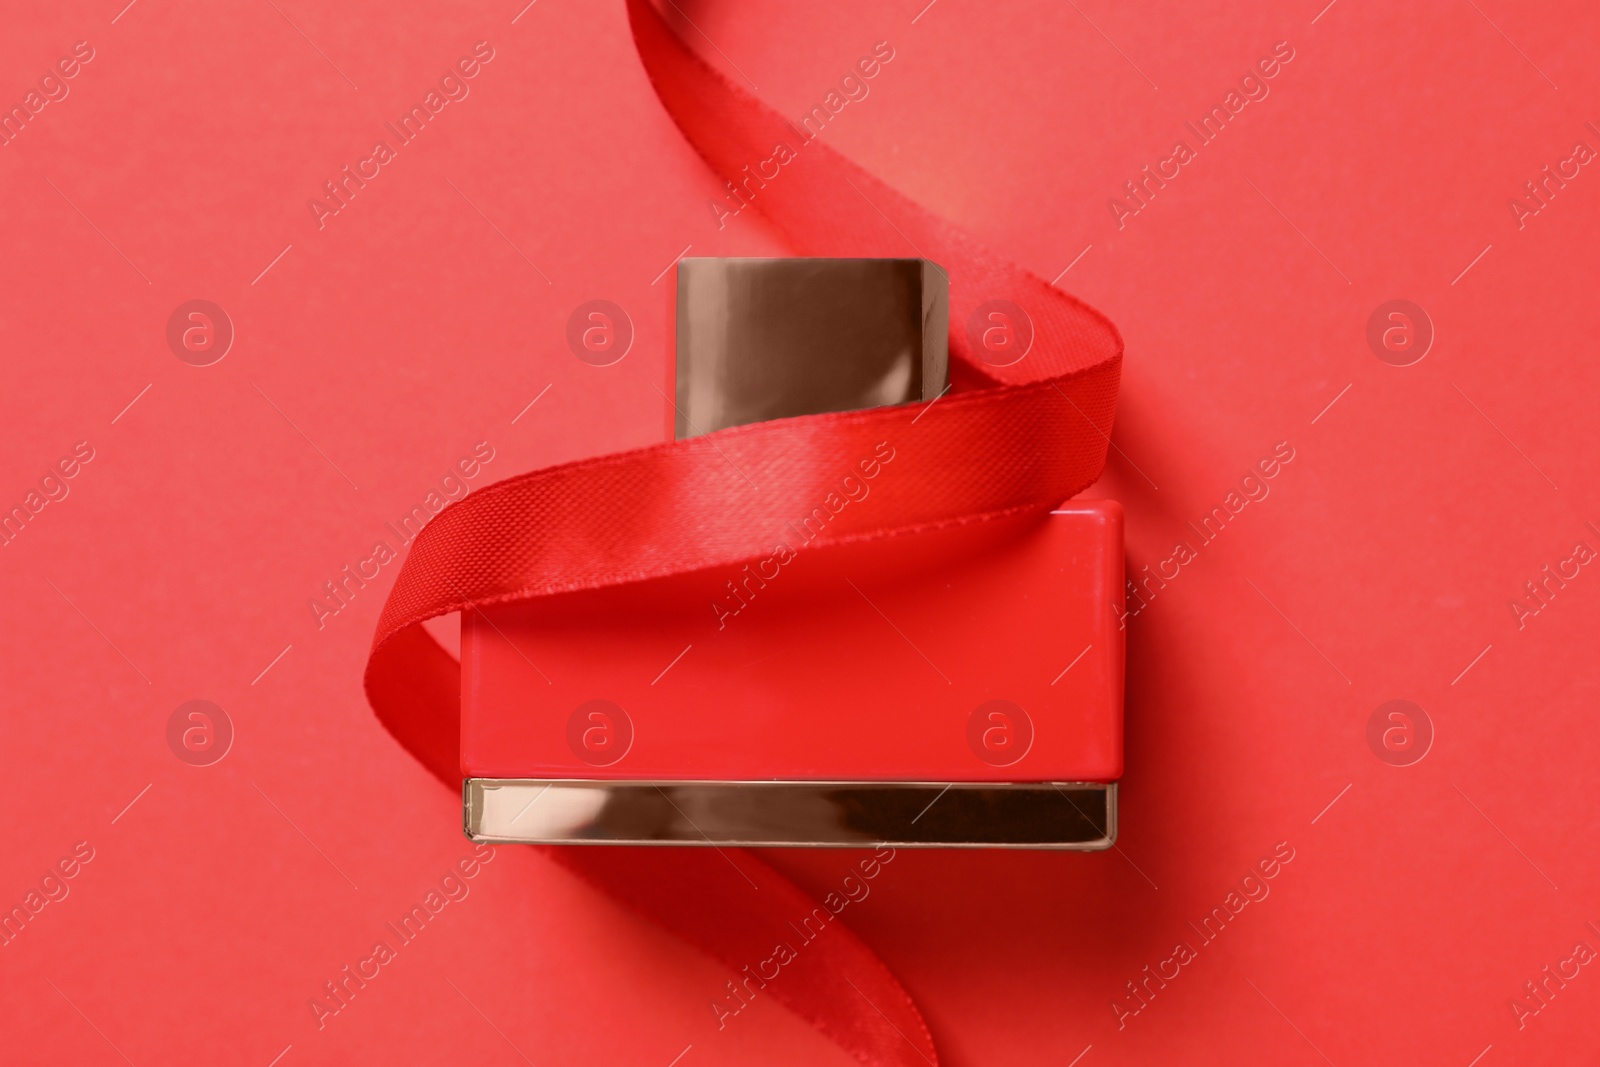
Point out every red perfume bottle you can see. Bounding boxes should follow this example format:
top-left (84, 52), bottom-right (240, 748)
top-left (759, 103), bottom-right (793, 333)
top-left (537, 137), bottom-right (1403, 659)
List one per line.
top-left (460, 259), bottom-right (1123, 847)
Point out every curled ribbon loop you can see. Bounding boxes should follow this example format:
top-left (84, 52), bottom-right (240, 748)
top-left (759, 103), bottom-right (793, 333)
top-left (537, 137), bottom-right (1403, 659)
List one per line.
top-left (364, 3), bottom-right (1122, 1064)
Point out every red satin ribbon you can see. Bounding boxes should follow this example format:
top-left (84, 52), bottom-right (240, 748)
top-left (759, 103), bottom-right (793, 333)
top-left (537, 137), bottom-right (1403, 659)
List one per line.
top-left (363, 2), bottom-right (1122, 1063)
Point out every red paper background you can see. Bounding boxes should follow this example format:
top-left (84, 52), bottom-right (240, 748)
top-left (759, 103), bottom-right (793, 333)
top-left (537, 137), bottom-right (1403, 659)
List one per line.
top-left (3, 0), bottom-right (1598, 1064)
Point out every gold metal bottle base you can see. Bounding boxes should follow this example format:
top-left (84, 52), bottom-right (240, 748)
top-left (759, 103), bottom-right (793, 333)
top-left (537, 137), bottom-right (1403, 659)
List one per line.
top-left (464, 779), bottom-right (1116, 849)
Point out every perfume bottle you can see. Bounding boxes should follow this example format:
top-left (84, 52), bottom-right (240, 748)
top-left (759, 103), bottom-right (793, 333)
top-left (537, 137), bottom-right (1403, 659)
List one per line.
top-left (460, 258), bottom-right (1123, 847)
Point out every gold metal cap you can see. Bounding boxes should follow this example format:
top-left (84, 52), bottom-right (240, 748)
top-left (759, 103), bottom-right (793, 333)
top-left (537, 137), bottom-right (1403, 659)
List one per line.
top-left (674, 257), bottom-right (948, 438)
